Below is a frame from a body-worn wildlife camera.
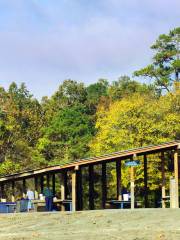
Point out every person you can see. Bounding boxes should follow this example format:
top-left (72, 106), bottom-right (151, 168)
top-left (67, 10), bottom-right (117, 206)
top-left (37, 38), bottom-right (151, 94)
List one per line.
top-left (26, 188), bottom-right (35, 211)
top-left (43, 187), bottom-right (53, 211)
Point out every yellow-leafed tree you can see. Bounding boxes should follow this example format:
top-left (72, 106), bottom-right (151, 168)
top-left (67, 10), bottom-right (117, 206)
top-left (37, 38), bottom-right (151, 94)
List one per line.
top-left (90, 90), bottom-right (180, 192)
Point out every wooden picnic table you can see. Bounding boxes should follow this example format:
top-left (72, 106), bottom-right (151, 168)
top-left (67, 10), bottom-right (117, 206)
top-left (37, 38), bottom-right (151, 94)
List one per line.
top-left (32, 199), bottom-right (72, 211)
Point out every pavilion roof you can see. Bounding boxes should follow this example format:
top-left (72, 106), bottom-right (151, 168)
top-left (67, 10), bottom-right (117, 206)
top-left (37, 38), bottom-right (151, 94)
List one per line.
top-left (0, 140), bottom-right (179, 182)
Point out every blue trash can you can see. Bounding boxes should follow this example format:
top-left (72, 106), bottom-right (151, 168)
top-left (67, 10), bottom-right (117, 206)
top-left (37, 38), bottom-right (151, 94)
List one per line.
top-left (20, 199), bottom-right (29, 212)
top-left (8, 203), bottom-right (16, 213)
top-left (0, 202), bottom-right (16, 213)
top-left (0, 203), bottom-right (8, 213)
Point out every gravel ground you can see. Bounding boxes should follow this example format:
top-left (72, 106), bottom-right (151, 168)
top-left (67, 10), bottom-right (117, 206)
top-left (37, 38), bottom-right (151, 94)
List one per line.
top-left (0, 209), bottom-right (180, 240)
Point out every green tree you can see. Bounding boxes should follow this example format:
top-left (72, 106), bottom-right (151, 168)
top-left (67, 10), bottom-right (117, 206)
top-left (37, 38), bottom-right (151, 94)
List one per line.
top-left (134, 27), bottom-right (180, 93)
top-left (42, 79), bottom-right (88, 124)
top-left (86, 79), bottom-right (109, 110)
top-left (108, 76), bottom-right (155, 100)
top-left (38, 104), bottom-right (94, 164)
top-left (51, 79), bottom-right (87, 108)
top-left (0, 83), bottom-right (45, 174)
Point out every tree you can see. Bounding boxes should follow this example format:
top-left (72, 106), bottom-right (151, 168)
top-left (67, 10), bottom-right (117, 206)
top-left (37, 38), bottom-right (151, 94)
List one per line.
top-left (42, 79), bottom-right (88, 124)
top-left (51, 79), bottom-right (87, 108)
top-left (108, 76), bottom-right (155, 100)
top-left (90, 90), bottom-right (180, 190)
top-left (86, 79), bottom-right (108, 105)
top-left (0, 83), bottom-right (45, 174)
top-left (38, 104), bottom-right (94, 164)
top-left (134, 27), bottom-right (180, 93)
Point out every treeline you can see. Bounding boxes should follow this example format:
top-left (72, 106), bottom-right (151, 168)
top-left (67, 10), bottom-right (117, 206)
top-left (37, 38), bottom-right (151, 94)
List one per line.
top-left (0, 27), bottom-right (179, 181)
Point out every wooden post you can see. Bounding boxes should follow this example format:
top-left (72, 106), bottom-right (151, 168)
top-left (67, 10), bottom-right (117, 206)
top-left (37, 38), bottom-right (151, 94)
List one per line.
top-left (47, 174), bottom-right (50, 188)
top-left (170, 177), bottom-right (176, 208)
top-left (76, 167), bottom-right (83, 210)
top-left (40, 175), bottom-right (44, 193)
top-left (144, 154), bottom-right (148, 208)
top-left (34, 176), bottom-right (39, 199)
top-left (130, 166), bottom-right (135, 209)
top-left (116, 160), bottom-right (122, 200)
top-left (11, 181), bottom-right (15, 202)
top-left (161, 152), bottom-right (166, 208)
top-left (102, 163), bottom-right (107, 209)
top-left (89, 165), bottom-right (94, 210)
top-left (23, 179), bottom-right (26, 198)
top-left (0, 183), bottom-right (4, 199)
top-left (72, 170), bottom-right (77, 211)
top-left (60, 171), bottom-right (67, 211)
top-left (174, 149), bottom-right (179, 208)
top-left (52, 173), bottom-right (56, 196)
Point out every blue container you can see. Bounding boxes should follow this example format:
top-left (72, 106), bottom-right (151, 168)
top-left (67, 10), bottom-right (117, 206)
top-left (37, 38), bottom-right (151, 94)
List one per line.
top-left (8, 204), bottom-right (16, 213)
top-left (0, 202), bottom-right (16, 213)
top-left (0, 203), bottom-right (8, 213)
top-left (20, 199), bottom-right (29, 212)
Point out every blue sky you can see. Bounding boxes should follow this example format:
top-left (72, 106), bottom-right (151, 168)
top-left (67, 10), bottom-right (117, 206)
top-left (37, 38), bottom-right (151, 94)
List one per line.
top-left (0, 0), bottom-right (179, 99)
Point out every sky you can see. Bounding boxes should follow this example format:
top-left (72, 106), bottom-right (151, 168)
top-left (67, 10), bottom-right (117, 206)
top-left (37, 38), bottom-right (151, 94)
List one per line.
top-left (0, 0), bottom-right (179, 99)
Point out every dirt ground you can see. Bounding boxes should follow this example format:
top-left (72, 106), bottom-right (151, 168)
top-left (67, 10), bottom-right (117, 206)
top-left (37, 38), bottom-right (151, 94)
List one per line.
top-left (0, 209), bottom-right (180, 240)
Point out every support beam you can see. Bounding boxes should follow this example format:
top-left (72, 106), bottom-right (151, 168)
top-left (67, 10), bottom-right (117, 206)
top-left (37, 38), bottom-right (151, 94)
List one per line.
top-left (76, 168), bottom-right (83, 210)
top-left (46, 173), bottom-right (50, 188)
top-left (0, 183), bottom-right (4, 199)
top-left (130, 166), bottom-right (135, 209)
top-left (144, 154), bottom-right (148, 208)
top-left (11, 181), bottom-right (15, 202)
top-left (72, 170), bottom-right (77, 211)
top-left (102, 163), bottom-right (107, 209)
top-left (161, 152), bottom-right (166, 208)
top-left (52, 173), bottom-right (56, 196)
top-left (34, 176), bottom-right (39, 199)
top-left (23, 179), bottom-right (26, 198)
top-left (60, 171), bottom-right (67, 211)
top-left (71, 167), bottom-right (82, 211)
top-left (174, 149), bottom-right (179, 208)
top-left (170, 177), bottom-right (176, 208)
top-left (89, 165), bottom-right (94, 210)
top-left (116, 160), bottom-right (122, 200)
top-left (40, 175), bottom-right (44, 194)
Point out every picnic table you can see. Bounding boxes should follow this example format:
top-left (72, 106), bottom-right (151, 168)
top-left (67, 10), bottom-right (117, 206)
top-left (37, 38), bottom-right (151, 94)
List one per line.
top-left (106, 200), bottom-right (142, 209)
top-left (32, 199), bottom-right (72, 211)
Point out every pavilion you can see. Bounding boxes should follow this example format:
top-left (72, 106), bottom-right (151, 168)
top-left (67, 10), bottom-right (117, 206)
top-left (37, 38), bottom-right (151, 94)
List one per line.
top-left (0, 140), bottom-right (179, 211)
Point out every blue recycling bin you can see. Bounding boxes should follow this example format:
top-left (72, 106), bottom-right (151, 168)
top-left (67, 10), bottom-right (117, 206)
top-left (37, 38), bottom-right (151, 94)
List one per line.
top-left (0, 202), bottom-right (16, 213)
top-left (0, 203), bottom-right (8, 213)
top-left (20, 199), bottom-right (29, 212)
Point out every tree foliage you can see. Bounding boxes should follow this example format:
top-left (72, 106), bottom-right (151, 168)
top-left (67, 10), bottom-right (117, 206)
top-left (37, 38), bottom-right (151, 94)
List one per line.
top-left (38, 104), bottom-right (94, 164)
top-left (90, 90), bottom-right (180, 190)
top-left (134, 27), bottom-right (180, 93)
top-left (0, 83), bottom-right (45, 175)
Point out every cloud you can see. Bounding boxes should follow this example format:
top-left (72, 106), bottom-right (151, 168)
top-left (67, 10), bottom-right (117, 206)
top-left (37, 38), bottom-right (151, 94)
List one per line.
top-left (0, 16), bottom-right (153, 73)
top-left (0, 0), bottom-right (179, 98)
